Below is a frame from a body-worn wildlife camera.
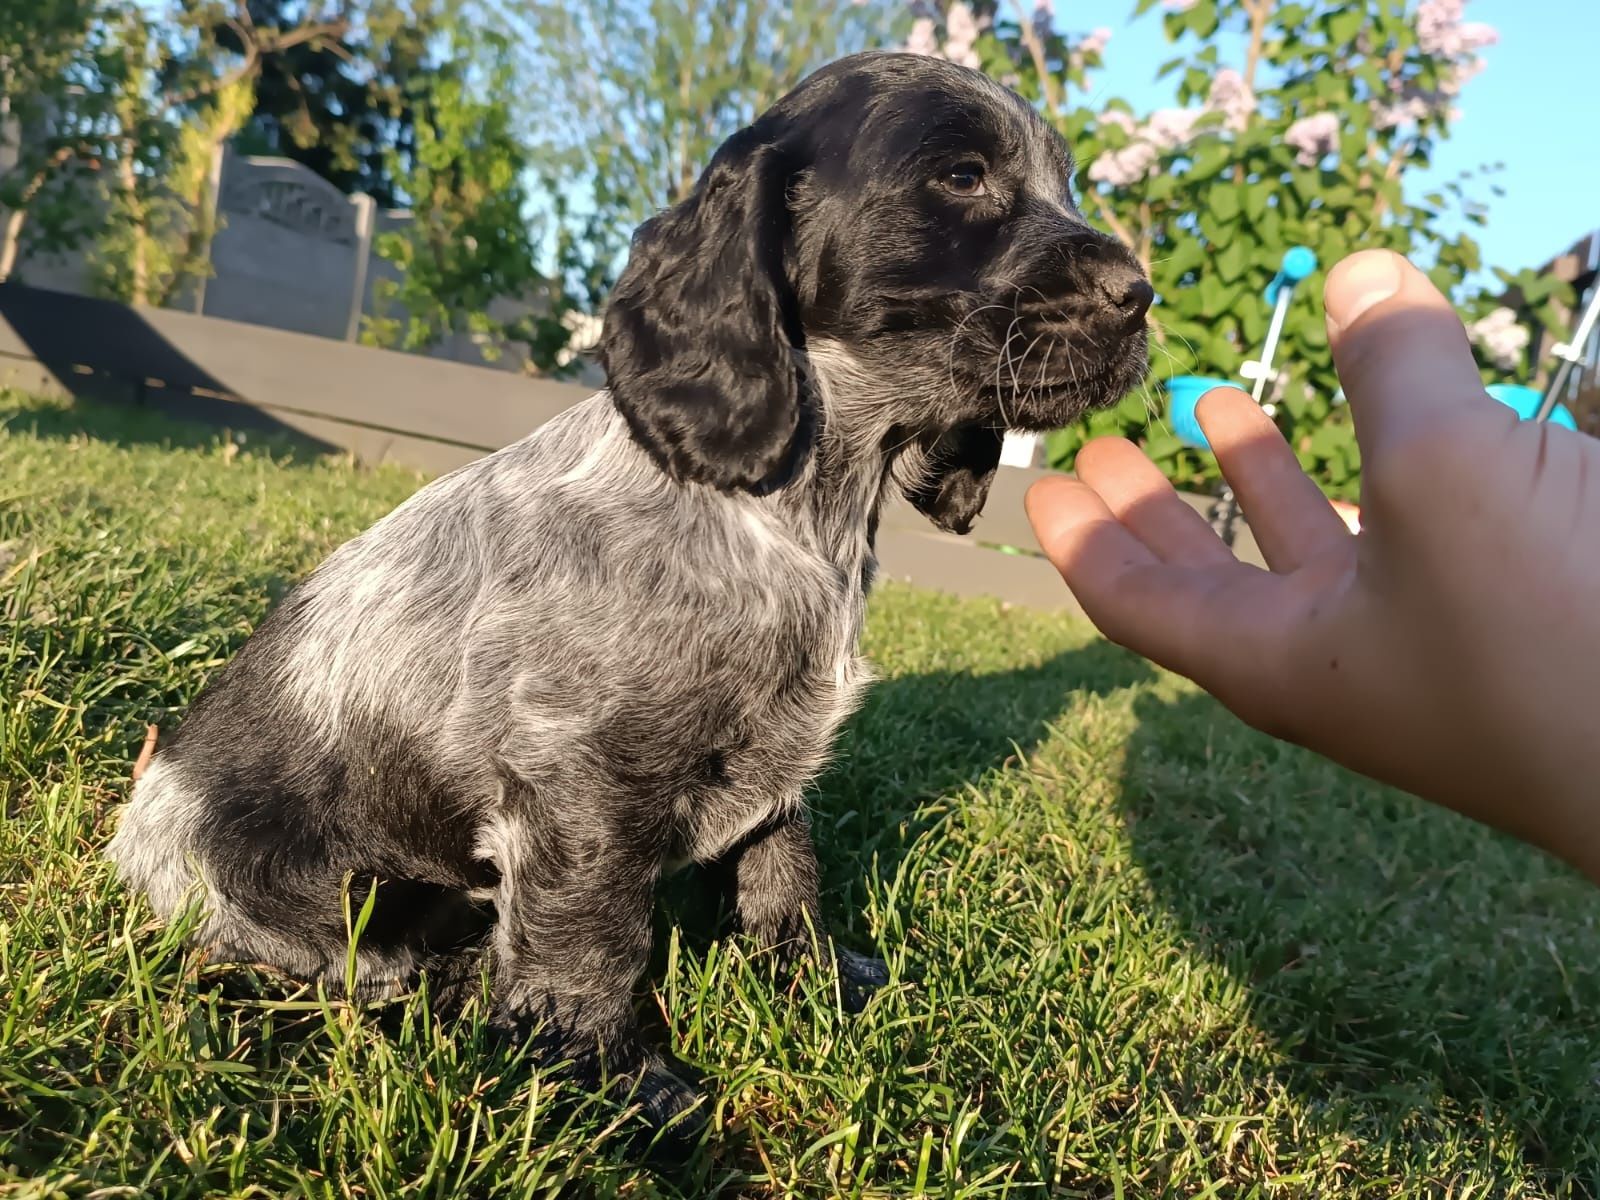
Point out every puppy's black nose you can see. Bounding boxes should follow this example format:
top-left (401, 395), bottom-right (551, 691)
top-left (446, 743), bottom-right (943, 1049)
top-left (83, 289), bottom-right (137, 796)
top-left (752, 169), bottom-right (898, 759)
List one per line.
top-left (1096, 263), bottom-right (1154, 328)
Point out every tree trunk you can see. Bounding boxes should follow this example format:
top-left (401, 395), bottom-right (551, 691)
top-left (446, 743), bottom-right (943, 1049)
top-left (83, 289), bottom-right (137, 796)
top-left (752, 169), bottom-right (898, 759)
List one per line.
top-left (117, 140), bottom-right (149, 305)
top-left (0, 207), bottom-right (24, 282)
top-left (1, 148), bottom-right (80, 283)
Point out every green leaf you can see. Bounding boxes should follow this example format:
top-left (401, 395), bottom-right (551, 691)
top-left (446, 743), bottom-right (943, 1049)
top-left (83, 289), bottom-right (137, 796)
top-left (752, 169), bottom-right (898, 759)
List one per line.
top-left (1161, 236), bottom-right (1207, 282)
top-left (1245, 181), bottom-right (1271, 223)
top-left (1327, 7), bottom-right (1363, 46)
top-left (1537, 298), bottom-right (1569, 331)
top-left (1289, 170), bottom-right (1322, 206)
top-left (1216, 238), bottom-right (1248, 283)
top-left (1313, 72), bottom-right (1346, 103)
top-left (1209, 182), bottom-right (1241, 222)
top-left (1116, 391), bottom-right (1149, 421)
top-left (1142, 430), bottom-right (1185, 460)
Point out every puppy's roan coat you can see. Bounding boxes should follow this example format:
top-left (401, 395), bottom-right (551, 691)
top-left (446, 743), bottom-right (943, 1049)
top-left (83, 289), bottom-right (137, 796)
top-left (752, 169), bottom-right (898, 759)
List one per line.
top-left (109, 52), bottom-right (1151, 1132)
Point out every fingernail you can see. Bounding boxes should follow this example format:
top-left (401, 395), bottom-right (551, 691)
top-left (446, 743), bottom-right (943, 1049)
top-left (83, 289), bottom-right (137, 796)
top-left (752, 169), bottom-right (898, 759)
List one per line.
top-left (1326, 251), bottom-right (1403, 338)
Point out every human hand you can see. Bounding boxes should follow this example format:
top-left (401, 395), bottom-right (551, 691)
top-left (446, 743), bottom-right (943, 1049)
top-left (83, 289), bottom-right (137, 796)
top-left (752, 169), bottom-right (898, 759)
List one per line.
top-left (1027, 249), bottom-right (1600, 880)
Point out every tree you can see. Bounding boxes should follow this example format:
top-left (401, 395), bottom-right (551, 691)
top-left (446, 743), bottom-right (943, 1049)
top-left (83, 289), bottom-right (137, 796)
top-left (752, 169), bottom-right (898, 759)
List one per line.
top-left (0, 0), bottom-right (109, 281)
top-left (218, 0), bottom-right (433, 206)
top-left (92, 0), bottom-right (344, 306)
top-left (510, 0), bottom-right (908, 349)
top-left (361, 17), bottom-right (545, 362)
top-left (905, 0), bottom-right (1539, 502)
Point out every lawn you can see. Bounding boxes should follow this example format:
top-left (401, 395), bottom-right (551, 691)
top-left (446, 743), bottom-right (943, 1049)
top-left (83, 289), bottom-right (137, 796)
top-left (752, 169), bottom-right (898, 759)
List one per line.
top-left (4, 388), bottom-right (1600, 1198)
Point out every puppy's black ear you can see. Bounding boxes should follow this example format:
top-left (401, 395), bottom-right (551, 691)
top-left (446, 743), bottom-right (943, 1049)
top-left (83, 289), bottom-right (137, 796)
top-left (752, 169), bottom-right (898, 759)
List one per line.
top-left (600, 127), bottom-right (806, 491)
top-left (906, 426), bottom-right (1005, 535)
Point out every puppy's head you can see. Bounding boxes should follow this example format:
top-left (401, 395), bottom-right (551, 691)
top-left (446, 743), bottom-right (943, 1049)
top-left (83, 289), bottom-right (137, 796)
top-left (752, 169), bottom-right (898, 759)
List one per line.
top-left (601, 52), bottom-right (1150, 529)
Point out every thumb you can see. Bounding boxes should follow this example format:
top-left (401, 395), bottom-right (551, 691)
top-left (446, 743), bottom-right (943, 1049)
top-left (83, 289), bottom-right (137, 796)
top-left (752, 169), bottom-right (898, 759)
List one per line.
top-left (1324, 250), bottom-right (1497, 473)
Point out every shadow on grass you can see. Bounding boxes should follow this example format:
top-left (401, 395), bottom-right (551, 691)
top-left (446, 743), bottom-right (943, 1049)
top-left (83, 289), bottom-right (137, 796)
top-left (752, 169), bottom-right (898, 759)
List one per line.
top-left (168, 644), bottom-right (1148, 1190)
top-left (1115, 687), bottom-right (1600, 1182)
top-left (817, 639), bottom-right (1156, 896)
top-left (662, 640), bottom-right (1158, 951)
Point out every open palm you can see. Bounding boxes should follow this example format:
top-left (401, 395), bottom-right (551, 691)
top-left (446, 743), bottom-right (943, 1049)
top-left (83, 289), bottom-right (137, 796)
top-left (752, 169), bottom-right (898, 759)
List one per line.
top-left (1027, 250), bottom-right (1600, 881)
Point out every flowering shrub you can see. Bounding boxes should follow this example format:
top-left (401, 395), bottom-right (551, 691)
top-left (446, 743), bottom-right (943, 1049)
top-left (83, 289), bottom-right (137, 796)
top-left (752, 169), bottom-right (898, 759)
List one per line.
top-left (1467, 306), bottom-right (1531, 371)
top-left (903, 0), bottom-right (1566, 501)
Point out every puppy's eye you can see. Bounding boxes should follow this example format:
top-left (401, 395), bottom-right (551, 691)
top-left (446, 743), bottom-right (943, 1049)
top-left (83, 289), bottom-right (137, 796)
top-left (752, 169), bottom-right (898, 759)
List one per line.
top-left (940, 163), bottom-right (987, 197)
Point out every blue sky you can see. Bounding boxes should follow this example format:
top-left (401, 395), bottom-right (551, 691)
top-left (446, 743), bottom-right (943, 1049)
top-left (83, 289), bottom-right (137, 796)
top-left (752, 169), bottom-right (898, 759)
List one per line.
top-left (1071, 0), bottom-right (1599, 277)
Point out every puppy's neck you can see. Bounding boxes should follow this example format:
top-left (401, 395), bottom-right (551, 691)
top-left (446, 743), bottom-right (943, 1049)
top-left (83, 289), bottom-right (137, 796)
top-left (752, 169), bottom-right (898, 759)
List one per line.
top-left (771, 340), bottom-right (929, 567)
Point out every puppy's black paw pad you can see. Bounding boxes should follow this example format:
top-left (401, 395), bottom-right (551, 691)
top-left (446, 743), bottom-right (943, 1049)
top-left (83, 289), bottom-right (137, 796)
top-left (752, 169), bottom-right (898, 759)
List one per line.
top-left (835, 946), bottom-right (890, 1013)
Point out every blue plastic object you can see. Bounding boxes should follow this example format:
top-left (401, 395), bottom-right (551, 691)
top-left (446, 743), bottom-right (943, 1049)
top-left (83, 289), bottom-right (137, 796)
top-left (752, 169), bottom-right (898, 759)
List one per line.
top-left (1166, 375), bottom-right (1234, 450)
top-left (1486, 383), bottom-right (1577, 430)
top-left (1265, 246), bottom-right (1318, 305)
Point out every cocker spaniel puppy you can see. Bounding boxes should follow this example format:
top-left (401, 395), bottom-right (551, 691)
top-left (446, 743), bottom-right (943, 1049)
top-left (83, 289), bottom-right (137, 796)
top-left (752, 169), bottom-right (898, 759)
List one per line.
top-left (109, 51), bottom-right (1151, 1137)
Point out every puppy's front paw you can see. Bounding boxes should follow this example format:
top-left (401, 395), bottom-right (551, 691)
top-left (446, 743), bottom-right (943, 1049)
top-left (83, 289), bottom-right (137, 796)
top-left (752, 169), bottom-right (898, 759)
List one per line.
top-left (488, 1009), bottom-right (708, 1152)
top-left (625, 1058), bottom-right (709, 1156)
top-left (834, 943), bottom-right (889, 1013)
top-left (750, 927), bottom-right (890, 1012)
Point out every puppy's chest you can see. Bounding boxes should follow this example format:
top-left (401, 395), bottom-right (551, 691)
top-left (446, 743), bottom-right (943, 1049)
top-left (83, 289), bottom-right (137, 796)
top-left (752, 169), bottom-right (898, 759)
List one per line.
top-left (668, 591), bottom-right (872, 868)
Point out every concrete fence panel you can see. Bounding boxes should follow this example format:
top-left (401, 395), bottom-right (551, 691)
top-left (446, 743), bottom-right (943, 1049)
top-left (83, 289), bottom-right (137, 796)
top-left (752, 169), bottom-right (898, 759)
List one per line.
top-left (204, 155), bottom-right (372, 340)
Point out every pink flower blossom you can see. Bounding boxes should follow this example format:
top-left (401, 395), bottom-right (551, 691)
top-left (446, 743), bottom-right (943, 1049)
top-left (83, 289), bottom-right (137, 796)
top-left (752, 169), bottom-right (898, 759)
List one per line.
top-left (1142, 106), bottom-right (1205, 150)
top-left (906, 16), bottom-right (939, 56)
top-left (1468, 307), bottom-right (1530, 370)
top-left (1085, 105), bottom-right (1205, 189)
top-left (1098, 108), bottom-right (1139, 136)
top-left (1087, 142), bottom-right (1158, 188)
top-left (1283, 111), bottom-right (1339, 166)
top-left (1417, 0), bottom-right (1498, 61)
top-left (943, 1), bottom-right (981, 69)
top-left (1079, 26), bottom-right (1112, 58)
top-left (1370, 94), bottom-right (1432, 129)
top-left (1207, 67), bottom-right (1255, 131)
top-left (903, 3), bottom-right (989, 70)
top-left (1417, 0), bottom-right (1463, 54)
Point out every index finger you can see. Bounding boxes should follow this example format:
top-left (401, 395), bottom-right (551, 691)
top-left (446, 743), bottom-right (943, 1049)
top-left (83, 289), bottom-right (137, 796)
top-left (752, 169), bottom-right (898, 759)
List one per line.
top-left (1025, 474), bottom-right (1289, 691)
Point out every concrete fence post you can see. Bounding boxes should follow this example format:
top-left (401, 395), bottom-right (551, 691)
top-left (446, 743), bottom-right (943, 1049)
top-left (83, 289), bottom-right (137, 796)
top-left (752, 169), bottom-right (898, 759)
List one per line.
top-left (192, 141), bottom-right (228, 316)
top-left (346, 193), bottom-right (376, 343)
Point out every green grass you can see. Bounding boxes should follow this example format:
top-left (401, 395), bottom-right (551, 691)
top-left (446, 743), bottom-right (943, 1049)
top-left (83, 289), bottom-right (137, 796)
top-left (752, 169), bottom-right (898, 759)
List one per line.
top-left (4, 388), bottom-right (1600, 1198)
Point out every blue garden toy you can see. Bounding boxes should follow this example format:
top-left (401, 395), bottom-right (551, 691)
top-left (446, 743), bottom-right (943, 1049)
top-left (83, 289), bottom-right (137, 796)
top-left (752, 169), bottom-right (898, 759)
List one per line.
top-left (1166, 246), bottom-right (1318, 542)
top-left (1486, 384), bottom-right (1577, 431)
